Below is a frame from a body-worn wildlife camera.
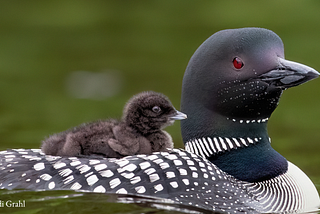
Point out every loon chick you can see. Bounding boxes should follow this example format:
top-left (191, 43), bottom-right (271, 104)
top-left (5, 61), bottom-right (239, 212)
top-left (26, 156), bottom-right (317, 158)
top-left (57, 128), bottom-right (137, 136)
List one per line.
top-left (41, 91), bottom-right (187, 158)
top-left (0, 28), bottom-right (319, 213)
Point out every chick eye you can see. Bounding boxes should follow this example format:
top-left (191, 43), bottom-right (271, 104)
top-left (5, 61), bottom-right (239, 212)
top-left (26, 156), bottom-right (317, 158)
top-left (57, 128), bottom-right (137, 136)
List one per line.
top-left (152, 106), bottom-right (161, 113)
top-left (233, 57), bottom-right (244, 69)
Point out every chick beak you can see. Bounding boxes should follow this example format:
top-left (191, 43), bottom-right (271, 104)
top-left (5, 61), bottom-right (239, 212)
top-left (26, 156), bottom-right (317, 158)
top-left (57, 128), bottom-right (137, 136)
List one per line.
top-left (169, 110), bottom-right (187, 120)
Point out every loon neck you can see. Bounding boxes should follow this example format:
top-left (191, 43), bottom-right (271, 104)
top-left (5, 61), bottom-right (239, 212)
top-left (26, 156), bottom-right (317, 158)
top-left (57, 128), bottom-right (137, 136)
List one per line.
top-left (186, 135), bottom-right (287, 182)
top-left (182, 106), bottom-right (271, 140)
top-left (182, 110), bottom-right (288, 182)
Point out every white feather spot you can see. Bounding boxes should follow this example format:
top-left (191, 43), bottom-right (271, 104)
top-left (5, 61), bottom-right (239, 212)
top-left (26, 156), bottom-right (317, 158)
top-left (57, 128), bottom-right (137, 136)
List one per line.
top-left (116, 159), bottom-right (129, 167)
top-left (118, 163), bottom-right (137, 173)
top-left (144, 168), bottom-right (156, 175)
top-left (179, 168), bottom-right (187, 176)
top-left (233, 138), bottom-right (241, 147)
top-left (186, 160), bottom-right (194, 165)
top-left (5, 155), bottom-right (15, 158)
top-left (166, 154), bottom-right (178, 160)
top-left (120, 172), bottom-right (135, 179)
top-left (93, 185), bottom-right (106, 193)
top-left (147, 155), bottom-right (159, 160)
top-left (76, 164), bottom-right (91, 174)
top-left (89, 159), bottom-right (100, 165)
top-left (189, 166), bottom-right (197, 171)
top-left (94, 164), bottom-right (108, 171)
top-left (173, 160), bottom-right (183, 166)
top-left (40, 174), bottom-right (52, 181)
top-left (33, 163), bottom-right (45, 171)
top-left (219, 137), bottom-right (227, 150)
top-left (225, 138), bottom-right (234, 149)
top-left (149, 174), bottom-right (160, 182)
top-left (139, 162), bottom-right (151, 170)
top-left (153, 159), bottom-right (163, 164)
top-left (48, 181), bottom-right (55, 189)
top-left (135, 186), bottom-right (146, 193)
top-left (18, 151), bottom-right (28, 155)
top-left (154, 184), bottom-right (164, 192)
top-left (70, 182), bottom-right (82, 190)
top-left (159, 162), bottom-right (170, 169)
top-left (87, 175), bottom-right (99, 186)
top-left (99, 170), bottom-right (114, 178)
top-left (62, 175), bottom-right (73, 184)
top-left (247, 138), bottom-right (254, 144)
top-left (192, 172), bottom-right (198, 178)
top-left (59, 168), bottom-right (73, 177)
top-left (85, 171), bottom-right (93, 177)
top-left (240, 138), bottom-right (248, 146)
top-left (53, 162), bottom-right (66, 169)
top-left (166, 171), bottom-right (175, 179)
top-left (45, 156), bottom-right (61, 161)
top-left (70, 161), bottom-right (81, 166)
top-left (116, 188), bottom-right (128, 194)
top-left (110, 178), bottom-right (121, 189)
top-left (170, 181), bottom-right (179, 188)
top-left (130, 176), bottom-right (141, 184)
top-left (182, 179), bottom-right (190, 185)
top-left (68, 157), bottom-right (78, 160)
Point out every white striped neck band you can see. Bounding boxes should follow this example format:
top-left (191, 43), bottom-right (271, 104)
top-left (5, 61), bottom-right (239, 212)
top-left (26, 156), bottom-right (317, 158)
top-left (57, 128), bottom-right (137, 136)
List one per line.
top-left (226, 117), bottom-right (269, 124)
top-left (185, 136), bottom-right (267, 158)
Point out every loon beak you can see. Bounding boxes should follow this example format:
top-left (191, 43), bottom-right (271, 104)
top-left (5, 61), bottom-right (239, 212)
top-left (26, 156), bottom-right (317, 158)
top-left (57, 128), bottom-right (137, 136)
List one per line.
top-left (170, 110), bottom-right (187, 120)
top-left (258, 57), bottom-right (319, 89)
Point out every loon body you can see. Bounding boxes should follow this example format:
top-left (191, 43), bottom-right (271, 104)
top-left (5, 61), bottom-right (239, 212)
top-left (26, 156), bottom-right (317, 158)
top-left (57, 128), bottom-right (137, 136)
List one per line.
top-left (41, 91), bottom-right (187, 158)
top-left (0, 28), bottom-right (319, 213)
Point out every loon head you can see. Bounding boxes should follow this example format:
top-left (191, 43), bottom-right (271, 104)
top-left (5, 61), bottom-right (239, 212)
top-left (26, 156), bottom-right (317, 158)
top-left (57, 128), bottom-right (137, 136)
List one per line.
top-left (181, 28), bottom-right (319, 182)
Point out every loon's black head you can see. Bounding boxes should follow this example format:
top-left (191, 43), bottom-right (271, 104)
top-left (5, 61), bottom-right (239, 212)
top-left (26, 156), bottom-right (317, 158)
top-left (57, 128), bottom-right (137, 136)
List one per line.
top-left (123, 91), bottom-right (187, 134)
top-left (181, 28), bottom-right (318, 140)
top-left (181, 28), bottom-right (319, 182)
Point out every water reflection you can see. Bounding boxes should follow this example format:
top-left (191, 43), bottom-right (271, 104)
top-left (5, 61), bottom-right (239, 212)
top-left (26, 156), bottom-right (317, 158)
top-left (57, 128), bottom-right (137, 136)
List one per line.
top-left (0, 189), bottom-right (220, 214)
top-left (1, 189), bottom-right (319, 214)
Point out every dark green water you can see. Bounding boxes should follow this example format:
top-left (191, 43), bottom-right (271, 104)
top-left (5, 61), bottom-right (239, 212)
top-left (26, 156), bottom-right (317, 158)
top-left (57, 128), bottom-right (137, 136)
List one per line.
top-left (0, 1), bottom-right (320, 213)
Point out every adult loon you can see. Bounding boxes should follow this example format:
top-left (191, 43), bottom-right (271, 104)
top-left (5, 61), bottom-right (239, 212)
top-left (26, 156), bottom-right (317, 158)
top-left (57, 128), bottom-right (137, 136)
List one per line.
top-left (41, 91), bottom-right (187, 158)
top-left (0, 28), bottom-right (319, 213)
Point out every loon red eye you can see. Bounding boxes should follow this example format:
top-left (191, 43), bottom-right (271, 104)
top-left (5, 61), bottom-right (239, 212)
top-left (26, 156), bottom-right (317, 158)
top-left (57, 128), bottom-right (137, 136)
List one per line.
top-left (233, 57), bottom-right (244, 69)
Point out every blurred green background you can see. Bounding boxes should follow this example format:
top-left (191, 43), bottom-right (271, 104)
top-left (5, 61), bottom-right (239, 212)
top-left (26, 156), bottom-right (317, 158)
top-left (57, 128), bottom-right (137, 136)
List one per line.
top-left (0, 0), bottom-right (320, 185)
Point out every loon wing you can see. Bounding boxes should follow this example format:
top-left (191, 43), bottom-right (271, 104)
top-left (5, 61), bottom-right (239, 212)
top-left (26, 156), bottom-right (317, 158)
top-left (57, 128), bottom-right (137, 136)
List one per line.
top-left (0, 148), bottom-right (262, 212)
